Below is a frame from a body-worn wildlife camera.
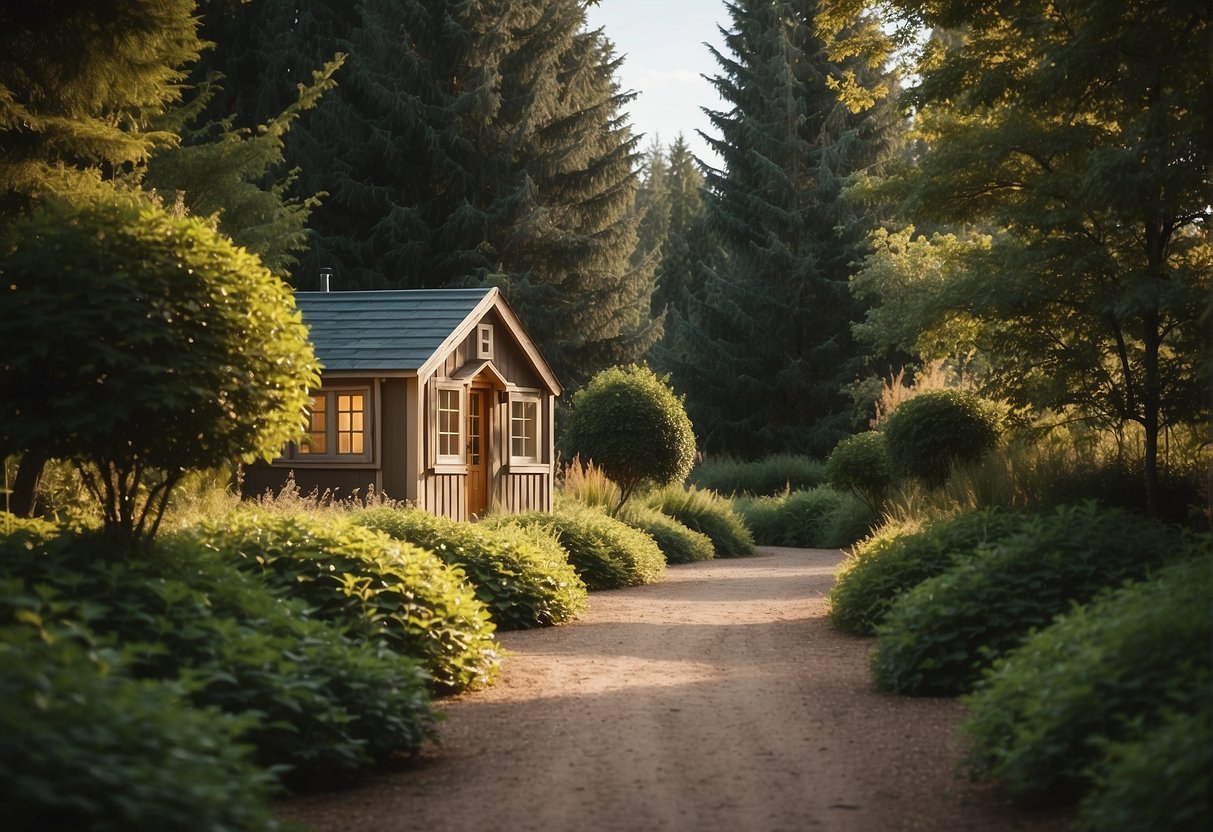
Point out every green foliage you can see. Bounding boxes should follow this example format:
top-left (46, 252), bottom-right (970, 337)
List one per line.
top-left (961, 550), bottom-right (1212, 803)
top-left (0, 197), bottom-right (319, 546)
top-left (871, 503), bottom-right (1179, 695)
top-left (0, 511), bottom-right (59, 546)
top-left (829, 509), bottom-right (1023, 636)
top-left (558, 456), bottom-right (622, 511)
top-left (645, 485), bottom-right (756, 558)
top-left (618, 504), bottom-right (715, 565)
top-left (1076, 707), bottom-right (1213, 832)
top-left (688, 454), bottom-right (827, 497)
top-left (562, 366), bottom-right (696, 513)
top-left (825, 432), bottom-right (894, 510)
top-left (352, 507), bottom-right (587, 630)
top-left (735, 487), bottom-right (874, 549)
top-left (189, 512), bottom-right (499, 692)
top-left (0, 624), bottom-right (285, 832)
top-left (881, 389), bottom-right (1002, 488)
top-left (1, 529), bottom-right (438, 786)
top-left (501, 506), bottom-right (666, 591)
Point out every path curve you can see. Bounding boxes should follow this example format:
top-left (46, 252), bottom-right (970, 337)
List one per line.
top-left (284, 547), bottom-right (1065, 832)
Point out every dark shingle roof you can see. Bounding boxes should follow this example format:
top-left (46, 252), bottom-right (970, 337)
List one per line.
top-left (294, 289), bottom-right (492, 371)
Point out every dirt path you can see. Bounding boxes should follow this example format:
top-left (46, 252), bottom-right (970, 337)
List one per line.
top-left (284, 547), bottom-right (1066, 832)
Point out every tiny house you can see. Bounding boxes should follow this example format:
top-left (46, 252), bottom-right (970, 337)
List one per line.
top-left (243, 288), bottom-right (561, 520)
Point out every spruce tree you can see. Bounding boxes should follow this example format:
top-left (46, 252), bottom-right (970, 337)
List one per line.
top-left (667, 0), bottom-right (897, 457)
top-left (651, 134), bottom-right (707, 322)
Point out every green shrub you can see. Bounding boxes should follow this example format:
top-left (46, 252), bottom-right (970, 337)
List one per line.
top-left (1, 530), bottom-right (438, 785)
top-left (961, 550), bottom-right (1212, 801)
top-left (619, 504), bottom-right (714, 564)
top-left (829, 509), bottom-right (1024, 635)
top-left (871, 503), bottom-right (1179, 695)
top-left (352, 507), bottom-right (587, 629)
top-left (1076, 707), bottom-right (1212, 832)
top-left (561, 365), bottom-right (696, 512)
top-left (0, 511), bottom-right (60, 545)
top-left (501, 506), bottom-right (666, 590)
top-left (646, 485), bottom-right (756, 558)
top-left (825, 431), bottom-right (893, 510)
top-left (735, 486), bottom-right (874, 548)
top-left (882, 389), bottom-right (1002, 488)
top-left (689, 453), bottom-right (826, 496)
top-left (189, 511), bottom-right (499, 692)
top-left (0, 624), bottom-right (286, 832)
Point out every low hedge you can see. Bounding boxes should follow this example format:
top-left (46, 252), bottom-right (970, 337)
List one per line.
top-left (500, 506), bottom-right (666, 590)
top-left (829, 508), bottom-right (1023, 635)
top-left (190, 511), bottom-right (499, 692)
top-left (871, 503), bottom-right (1179, 696)
top-left (735, 486), bottom-right (873, 549)
top-left (646, 485), bottom-right (755, 558)
top-left (619, 504), bottom-right (714, 564)
top-left (352, 507), bottom-right (587, 630)
top-left (1, 530), bottom-right (438, 786)
top-left (0, 623), bottom-right (285, 832)
top-left (961, 549), bottom-right (1212, 802)
top-left (688, 454), bottom-right (826, 496)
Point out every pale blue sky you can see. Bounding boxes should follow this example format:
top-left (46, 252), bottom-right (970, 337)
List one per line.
top-left (584, 0), bottom-right (729, 168)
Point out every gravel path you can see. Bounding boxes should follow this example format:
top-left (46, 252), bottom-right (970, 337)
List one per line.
top-left (283, 547), bottom-right (1067, 832)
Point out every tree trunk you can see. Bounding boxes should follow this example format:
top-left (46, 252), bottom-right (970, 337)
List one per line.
top-left (9, 452), bottom-right (46, 517)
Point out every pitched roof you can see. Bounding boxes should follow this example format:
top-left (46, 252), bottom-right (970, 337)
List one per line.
top-left (294, 288), bottom-right (561, 394)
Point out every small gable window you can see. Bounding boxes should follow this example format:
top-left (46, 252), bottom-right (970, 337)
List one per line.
top-left (476, 323), bottom-right (494, 359)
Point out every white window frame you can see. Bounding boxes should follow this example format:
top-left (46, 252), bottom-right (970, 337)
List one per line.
top-left (435, 383), bottom-right (466, 465)
top-left (283, 385), bottom-right (374, 465)
top-left (508, 391), bottom-right (542, 465)
top-left (476, 323), bottom-right (494, 359)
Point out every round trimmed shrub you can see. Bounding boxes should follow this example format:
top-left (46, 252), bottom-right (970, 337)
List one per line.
top-left (352, 507), bottom-right (587, 630)
top-left (0, 625), bottom-right (285, 832)
top-left (2, 530), bottom-right (439, 785)
top-left (1076, 708), bottom-right (1212, 832)
top-left (646, 485), bottom-right (755, 558)
top-left (561, 366), bottom-right (696, 511)
top-left (825, 431), bottom-right (893, 509)
top-left (871, 503), bottom-right (1179, 696)
top-left (961, 550), bottom-right (1211, 801)
top-left (501, 506), bottom-right (666, 590)
top-left (190, 512), bottom-right (499, 692)
top-left (619, 504), bottom-right (714, 564)
top-left (829, 509), bottom-right (1024, 635)
top-left (882, 389), bottom-right (1002, 487)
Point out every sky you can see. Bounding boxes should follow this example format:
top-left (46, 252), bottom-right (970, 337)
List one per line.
top-left (584, 0), bottom-right (730, 169)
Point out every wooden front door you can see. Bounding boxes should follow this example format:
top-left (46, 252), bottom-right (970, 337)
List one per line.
top-left (467, 388), bottom-right (489, 518)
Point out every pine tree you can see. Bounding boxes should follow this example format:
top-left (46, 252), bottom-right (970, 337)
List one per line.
top-left (651, 134), bottom-right (706, 322)
top-left (666, 0), bottom-right (897, 457)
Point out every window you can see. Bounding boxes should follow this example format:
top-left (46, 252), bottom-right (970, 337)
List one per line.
top-left (476, 324), bottom-right (494, 359)
top-left (289, 387), bottom-right (372, 462)
top-left (510, 397), bottom-right (539, 462)
top-left (437, 387), bottom-right (463, 461)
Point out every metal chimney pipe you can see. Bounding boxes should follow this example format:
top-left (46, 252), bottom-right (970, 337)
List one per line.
top-left (320, 268), bottom-right (333, 292)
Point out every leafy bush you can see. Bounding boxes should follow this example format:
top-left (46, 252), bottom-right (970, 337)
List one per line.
top-left (189, 511), bottom-right (499, 692)
top-left (1076, 707), bottom-right (1212, 832)
top-left (961, 550), bottom-right (1211, 801)
top-left (825, 431), bottom-right (893, 510)
top-left (0, 624), bottom-right (286, 832)
top-left (688, 454), bottom-right (827, 496)
top-left (882, 389), bottom-right (1002, 487)
top-left (1, 530), bottom-right (438, 785)
top-left (619, 504), bottom-right (714, 564)
top-left (829, 509), bottom-right (1024, 635)
top-left (735, 486), bottom-right (873, 549)
top-left (500, 506), bottom-right (666, 590)
top-left (352, 507), bottom-right (587, 629)
top-left (561, 365), bottom-right (696, 512)
top-left (871, 503), bottom-right (1179, 695)
top-left (646, 485), bottom-right (755, 558)
top-left (0, 511), bottom-right (60, 545)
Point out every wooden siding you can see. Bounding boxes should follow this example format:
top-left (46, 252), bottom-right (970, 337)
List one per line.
top-left (422, 472), bottom-right (467, 521)
top-left (438, 309), bottom-right (543, 389)
top-left (498, 471), bottom-right (551, 514)
top-left (380, 378), bottom-right (409, 501)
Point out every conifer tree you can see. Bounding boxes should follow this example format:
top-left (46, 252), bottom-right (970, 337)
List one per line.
top-left (667, 0), bottom-right (897, 457)
top-left (651, 134), bottom-right (707, 322)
